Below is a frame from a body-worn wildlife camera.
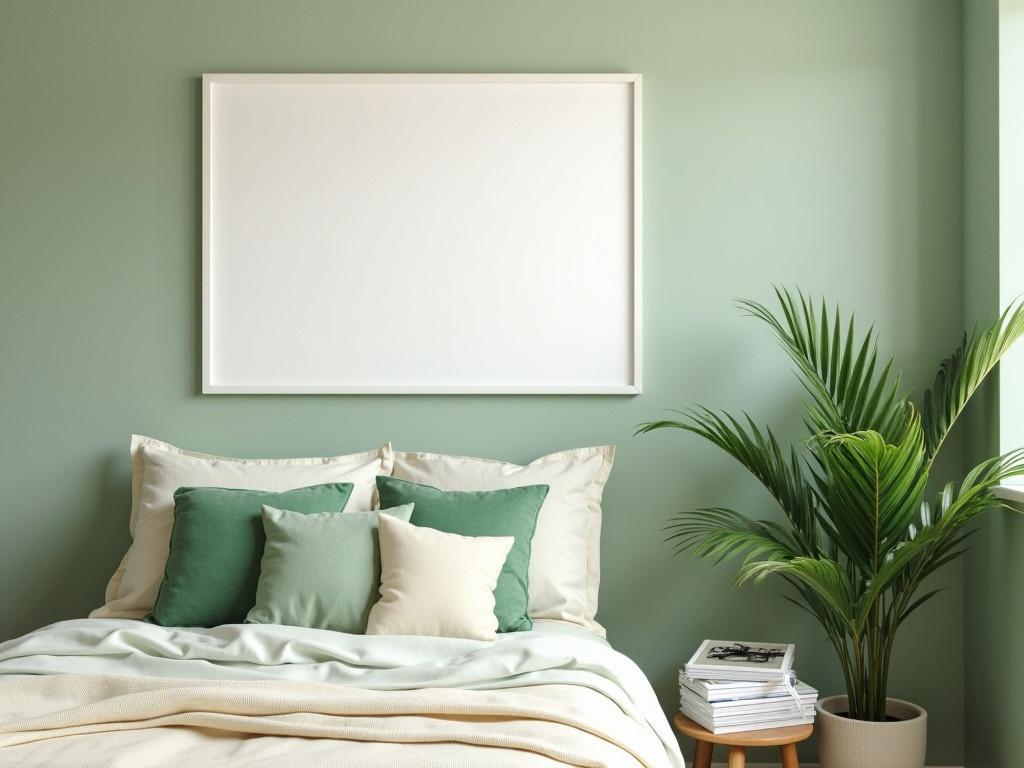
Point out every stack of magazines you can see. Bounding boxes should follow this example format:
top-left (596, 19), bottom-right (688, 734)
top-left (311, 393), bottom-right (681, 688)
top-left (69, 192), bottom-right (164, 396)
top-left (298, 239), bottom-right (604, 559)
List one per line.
top-left (678, 639), bottom-right (817, 734)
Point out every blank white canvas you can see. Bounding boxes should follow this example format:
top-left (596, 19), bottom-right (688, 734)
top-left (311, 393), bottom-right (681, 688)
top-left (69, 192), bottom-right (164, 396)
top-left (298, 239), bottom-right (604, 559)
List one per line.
top-left (203, 74), bottom-right (641, 393)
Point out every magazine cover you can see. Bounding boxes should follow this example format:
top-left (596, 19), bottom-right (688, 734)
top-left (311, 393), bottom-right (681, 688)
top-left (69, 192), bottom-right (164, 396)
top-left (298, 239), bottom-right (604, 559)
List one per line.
top-left (686, 640), bottom-right (795, 676)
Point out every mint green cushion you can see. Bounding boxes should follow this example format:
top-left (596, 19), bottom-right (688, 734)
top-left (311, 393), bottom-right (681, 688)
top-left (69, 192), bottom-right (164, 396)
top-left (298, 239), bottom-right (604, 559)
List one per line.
top-left (375, 475), bottom-right (548, 632)
top-left (152, 483), bottom-right (354, 627)
top-left (246, 503), bottom-right (415, 633)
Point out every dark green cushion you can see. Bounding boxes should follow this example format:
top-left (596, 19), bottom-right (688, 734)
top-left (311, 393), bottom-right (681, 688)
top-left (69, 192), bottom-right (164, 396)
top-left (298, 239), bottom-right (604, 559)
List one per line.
top-left (375, 475), bottom-right (548, 632)
top-left (152, 483), bottom-right (354, 627)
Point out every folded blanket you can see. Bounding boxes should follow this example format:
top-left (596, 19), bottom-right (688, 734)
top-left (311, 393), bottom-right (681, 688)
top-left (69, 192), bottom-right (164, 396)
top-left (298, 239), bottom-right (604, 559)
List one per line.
top-left (0, 619), bottom-right (684, 768)
top-left (0, 674), bottom-right (665, 767)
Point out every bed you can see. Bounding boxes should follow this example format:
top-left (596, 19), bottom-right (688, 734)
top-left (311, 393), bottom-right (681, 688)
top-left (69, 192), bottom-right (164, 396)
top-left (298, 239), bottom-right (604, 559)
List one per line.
top-left (0, 437), bottom-right (685, 767)
top-left (0, 618), bottom-right (684, 767)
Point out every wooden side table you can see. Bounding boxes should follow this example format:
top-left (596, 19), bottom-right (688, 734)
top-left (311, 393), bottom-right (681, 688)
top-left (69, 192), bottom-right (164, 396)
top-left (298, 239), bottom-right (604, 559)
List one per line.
top-left (673, 712), bottom-right (812, 768)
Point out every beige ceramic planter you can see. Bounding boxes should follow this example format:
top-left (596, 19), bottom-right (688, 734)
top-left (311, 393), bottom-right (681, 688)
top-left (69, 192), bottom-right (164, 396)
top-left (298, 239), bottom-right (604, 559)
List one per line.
top-left (815, 695), bottom-right (927, 768)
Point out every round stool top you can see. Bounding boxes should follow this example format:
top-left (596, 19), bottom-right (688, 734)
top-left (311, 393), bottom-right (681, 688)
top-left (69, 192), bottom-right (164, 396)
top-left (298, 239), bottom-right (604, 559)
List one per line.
top-left (673, 713), bottom-right (813, 747)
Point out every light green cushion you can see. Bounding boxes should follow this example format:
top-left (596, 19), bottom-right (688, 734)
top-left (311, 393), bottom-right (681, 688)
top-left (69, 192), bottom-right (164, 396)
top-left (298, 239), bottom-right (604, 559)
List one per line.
top-left (151, 483), bottom-right (354, 627)
top-left (375, 475), bottom-right (548, 633)
top-left (246, 503), bottom-right (415, 633)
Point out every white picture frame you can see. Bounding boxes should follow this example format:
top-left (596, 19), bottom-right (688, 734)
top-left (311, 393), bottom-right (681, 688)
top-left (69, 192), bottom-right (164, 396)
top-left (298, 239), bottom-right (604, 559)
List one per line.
top-left (202, 73), bottom-right (642, 394)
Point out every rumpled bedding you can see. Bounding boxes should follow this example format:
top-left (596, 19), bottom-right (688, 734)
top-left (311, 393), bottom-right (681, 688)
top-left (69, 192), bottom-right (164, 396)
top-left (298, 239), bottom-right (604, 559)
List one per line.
top-left (0, 619), bottom-right (684, 768)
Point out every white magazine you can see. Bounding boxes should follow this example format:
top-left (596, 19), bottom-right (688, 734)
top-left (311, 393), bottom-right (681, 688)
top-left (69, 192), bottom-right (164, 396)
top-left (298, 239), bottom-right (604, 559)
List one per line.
top-left (680, 701), bottom-right (814, 735)
top-left (679, 676), bottom-right (816, 704)
top-left (684, 639), bottom-right (795, 682)
top-left (679, 687), bottom-right (814, 718)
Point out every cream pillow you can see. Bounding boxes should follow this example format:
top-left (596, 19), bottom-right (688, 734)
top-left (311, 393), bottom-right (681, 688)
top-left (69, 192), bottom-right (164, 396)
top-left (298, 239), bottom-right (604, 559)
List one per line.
top-left (366, 515), bottom-right (513, 641)
top-left (392, 446), bottom-right (613, 635)
top-left (92, 435), bottom-right (394, 619)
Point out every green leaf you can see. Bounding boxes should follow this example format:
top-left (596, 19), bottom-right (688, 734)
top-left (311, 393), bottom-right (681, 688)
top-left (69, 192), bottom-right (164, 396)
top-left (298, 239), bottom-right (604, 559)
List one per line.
top-left (738, 556), bottom-right (857, 633)
top-left (812, 415), bottom-right (927, 571)
top-left (663, 507), bottom-right (799, 564)
top-left (638, 408), bottom-right (821, 552)
top-left (738, 288), bottom-right (906, 440)
top-left (922, 302), bottom-right (1024, 462)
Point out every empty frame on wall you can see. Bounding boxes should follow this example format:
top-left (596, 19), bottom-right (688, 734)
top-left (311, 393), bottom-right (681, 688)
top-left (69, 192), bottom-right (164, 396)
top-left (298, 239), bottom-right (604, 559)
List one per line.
top-left (202, 73), bottom-right (642, 394)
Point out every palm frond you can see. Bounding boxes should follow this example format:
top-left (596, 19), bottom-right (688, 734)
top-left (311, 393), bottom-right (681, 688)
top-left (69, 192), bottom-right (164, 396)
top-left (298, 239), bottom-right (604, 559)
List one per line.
top-left (739, 288), bottom-right (906, 440)
top-left (877, 450), bottom-right (1024, 638)
top-left (663, 507), bottom-right (799, 564)
top-left (922, 301), bottom-right (1024, 462)
top-left (812, 414), bottom-right (927, 571)
top-left (737, 556), bottom-right (857, 633)
top-left (900, 449), bottom-right (1024, 583)
top-left (930, 449), bottom-right (1024, 526)
top-left (637, 408), bottom-right (820, 551)
top-left (854, 527), bottom-right (943, 630)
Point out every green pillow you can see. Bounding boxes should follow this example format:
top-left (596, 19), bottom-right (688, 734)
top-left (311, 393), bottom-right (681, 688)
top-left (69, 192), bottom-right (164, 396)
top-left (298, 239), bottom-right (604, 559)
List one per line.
top-left (152, 483), bottom-right (354, 627)
top-left (246, 503), bottom-right (415, 633)
top-left (375, 475), bottom-right (548, 632)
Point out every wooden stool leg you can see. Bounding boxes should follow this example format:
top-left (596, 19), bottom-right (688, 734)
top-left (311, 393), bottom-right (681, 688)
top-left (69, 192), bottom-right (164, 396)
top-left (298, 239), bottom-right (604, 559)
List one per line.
top-left (780, 742), bottom-right (799, 768)
top-left (692, 739), bottom-right (712, 768)
top-left (727, 745), bottom-right (745, 768)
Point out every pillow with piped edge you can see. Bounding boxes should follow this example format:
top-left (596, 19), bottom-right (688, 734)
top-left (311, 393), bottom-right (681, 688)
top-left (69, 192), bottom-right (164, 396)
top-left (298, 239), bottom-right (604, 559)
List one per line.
top-left (92, 434), bottom-right (394, 619)
top-left (391, 446), bottom-right (613, 636)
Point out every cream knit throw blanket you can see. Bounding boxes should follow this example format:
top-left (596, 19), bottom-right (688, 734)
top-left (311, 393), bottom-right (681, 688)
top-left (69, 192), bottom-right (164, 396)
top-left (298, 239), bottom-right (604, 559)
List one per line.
top-left (0, 674), bottom-right (665, 767)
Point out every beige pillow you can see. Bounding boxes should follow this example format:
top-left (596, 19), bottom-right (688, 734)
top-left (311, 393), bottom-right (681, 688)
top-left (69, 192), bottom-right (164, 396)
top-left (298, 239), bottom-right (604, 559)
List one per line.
top-left (366, 515), bottom-right (513, 641)
top-left (91, 435), bottom-right (394, 619)
top-left (392, 446), bottom-right (613, 635)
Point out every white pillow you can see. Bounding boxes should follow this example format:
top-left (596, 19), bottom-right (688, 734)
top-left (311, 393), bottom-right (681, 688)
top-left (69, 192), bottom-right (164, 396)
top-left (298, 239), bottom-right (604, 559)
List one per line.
top-left (366, 515), bottom-right (513, 641)
top-left (91, 434), bottom-right (394, 619)
top-left (392, 446), bottom-right (613, 635)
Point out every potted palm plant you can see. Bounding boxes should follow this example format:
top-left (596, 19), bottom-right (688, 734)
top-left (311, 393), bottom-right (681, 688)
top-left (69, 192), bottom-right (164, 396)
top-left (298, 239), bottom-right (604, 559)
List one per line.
top-left (639, 289), bottom-right (1024, 768)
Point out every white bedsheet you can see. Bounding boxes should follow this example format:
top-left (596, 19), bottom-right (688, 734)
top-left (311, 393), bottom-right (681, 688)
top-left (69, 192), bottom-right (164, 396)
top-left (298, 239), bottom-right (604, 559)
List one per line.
top-left (0, 619), bottom-right (684, 768)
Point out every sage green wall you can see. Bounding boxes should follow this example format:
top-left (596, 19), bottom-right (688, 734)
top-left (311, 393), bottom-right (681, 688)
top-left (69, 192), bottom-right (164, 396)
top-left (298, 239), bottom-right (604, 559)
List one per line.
top-left (0, 1), bottom-right (966, 762)
top-left (962, 2), bottom-right (1002, 766)
top-left (963, 1), bottom-right (1024, 766)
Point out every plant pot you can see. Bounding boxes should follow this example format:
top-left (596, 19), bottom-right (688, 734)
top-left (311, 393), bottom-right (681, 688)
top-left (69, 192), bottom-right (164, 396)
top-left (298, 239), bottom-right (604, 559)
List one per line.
top-left (815, 695), bottom-right (927, 768)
